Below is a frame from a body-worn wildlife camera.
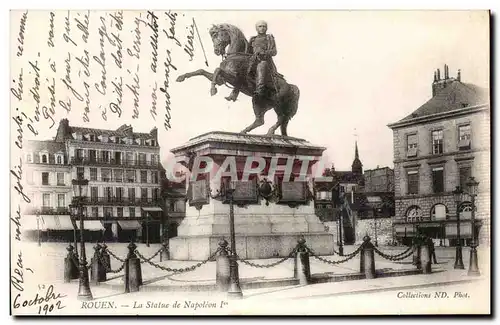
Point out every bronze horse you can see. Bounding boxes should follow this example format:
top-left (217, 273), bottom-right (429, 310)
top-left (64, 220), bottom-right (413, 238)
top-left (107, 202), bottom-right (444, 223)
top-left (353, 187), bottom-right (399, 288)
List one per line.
top-left (176, 23), bottom-right (300, 136)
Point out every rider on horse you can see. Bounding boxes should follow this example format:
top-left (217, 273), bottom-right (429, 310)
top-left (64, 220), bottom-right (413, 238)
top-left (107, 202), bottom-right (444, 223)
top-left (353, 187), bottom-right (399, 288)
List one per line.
top-left (225, 20), bottom-right (280, 101)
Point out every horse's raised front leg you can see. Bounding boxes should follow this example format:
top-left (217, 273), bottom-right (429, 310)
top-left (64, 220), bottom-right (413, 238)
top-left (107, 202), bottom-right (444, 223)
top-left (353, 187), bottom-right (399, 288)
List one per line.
top-left (210, 68), bottom-right (221, 96)
top-left (176, 69), bottom-right (214, 83)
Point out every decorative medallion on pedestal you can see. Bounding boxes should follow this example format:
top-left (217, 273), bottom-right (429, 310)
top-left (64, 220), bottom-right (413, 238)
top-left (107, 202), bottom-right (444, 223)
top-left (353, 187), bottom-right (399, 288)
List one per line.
top-left (187, 179), bottom-right (210, 210)
top-left (258, 178), bottom-right (279, 206)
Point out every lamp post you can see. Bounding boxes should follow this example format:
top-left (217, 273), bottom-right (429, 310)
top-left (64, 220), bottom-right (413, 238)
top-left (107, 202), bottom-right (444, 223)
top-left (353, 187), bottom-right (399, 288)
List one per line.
top-left (373, 207), bottom-right (380, 247)
top-left (452, 186), bottom-right (465, 270)
top-left (71, 177), bottom-right (93, 301)
top-left (226, 181), bottom-right (243, 298)
top-left (337, 192), bottom-right (344, 256)
top-left (466, 177), bottom-right (480, 276)
top-left (36, 209), bottom-right (41, 247)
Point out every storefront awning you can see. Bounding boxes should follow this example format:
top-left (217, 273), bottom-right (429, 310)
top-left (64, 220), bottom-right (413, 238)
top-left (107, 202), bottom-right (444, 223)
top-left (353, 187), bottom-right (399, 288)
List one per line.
top-left (75, 220), bottom-right (105, 231)
top-left (141, 207), bottom-right (163, 212)
top-left (446, 223), bottom-right (472, 238)
top-left (22, 215), bottom-right (48, 231)
top-left (43, 215), bottom-right (75, 230)
top-left (118, 220), bottom-right (142, 230)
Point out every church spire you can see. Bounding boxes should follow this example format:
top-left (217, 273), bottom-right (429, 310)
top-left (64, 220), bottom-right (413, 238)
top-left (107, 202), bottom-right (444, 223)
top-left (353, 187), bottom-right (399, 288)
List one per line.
top-left (352, 140), bottom-right (363, 175)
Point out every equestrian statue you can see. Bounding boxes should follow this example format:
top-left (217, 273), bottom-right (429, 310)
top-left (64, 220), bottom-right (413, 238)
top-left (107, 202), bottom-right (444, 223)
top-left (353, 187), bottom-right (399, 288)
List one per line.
top-left (176, 21), bottom-right (300, 136)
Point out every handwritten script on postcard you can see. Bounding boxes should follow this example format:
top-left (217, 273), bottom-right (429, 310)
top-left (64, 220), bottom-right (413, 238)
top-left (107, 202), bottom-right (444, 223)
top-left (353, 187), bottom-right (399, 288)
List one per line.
top-left (9, 10), bottom-right (200, 315)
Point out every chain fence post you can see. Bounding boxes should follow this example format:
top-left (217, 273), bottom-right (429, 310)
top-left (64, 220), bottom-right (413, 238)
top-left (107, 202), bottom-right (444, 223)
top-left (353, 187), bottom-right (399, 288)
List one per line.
top-left (412, 236), bottom-right (422, 269)
top-left (64, 244), bottom-right (79, 282)
top-left (359, 235), bottom-right (368, 273)
top-left (124, 241), bottom-right (142, 293)
top-left (419, 236), bottom-right (432, 274)
top-left (363, 235), bottom-right (376, 279)
top-left (160, 241), bottom-right (170, 262)
top-left (216, 239), bottom-right (230, 292)
top-left (294, 237), bottom-right (311, 285)
top-left (90, 244), bottom-right (102, 285)
top-left (101, 243), bottom-right (111, 270)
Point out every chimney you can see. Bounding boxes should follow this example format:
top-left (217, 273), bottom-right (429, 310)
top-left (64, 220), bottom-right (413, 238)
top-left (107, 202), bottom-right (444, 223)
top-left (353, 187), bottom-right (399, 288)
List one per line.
top-left (444, 64), bottom-right (449, 79)
top-left (457, 69), bottom-right (461, 82)
top-left (437, 68), bottom-right (441, 80)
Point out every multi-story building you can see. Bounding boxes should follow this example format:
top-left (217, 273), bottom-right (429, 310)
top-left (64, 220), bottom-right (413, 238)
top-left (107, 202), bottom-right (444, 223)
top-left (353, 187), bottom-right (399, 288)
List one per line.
top-left (388, 65), bottom-right (490, 246)
top-left (23, 119), bottom-right (165, 243)
top-left (161, 173), bottom-right (187, 239)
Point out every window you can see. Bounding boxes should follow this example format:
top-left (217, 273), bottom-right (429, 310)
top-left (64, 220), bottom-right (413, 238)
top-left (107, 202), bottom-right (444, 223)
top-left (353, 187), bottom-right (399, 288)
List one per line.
top-left (459, 166), bottom-right (472, 190)
top-left (103, 207), bottom-right (113, 218)
top-left (407, 170), bottom-right (419, 194)
top-left (91, 207), bottom-right (99, 218)
top-left (57, 172), bottom-right (65, 185)
top-left (42, 172), bottom-right (49, 185)
top-left (431, 204), bottom-right (447, 221)
top-left (41, 154), bottom-right (48, 163)
top-left (90, 168), bottom-right (97, 181)
top-left (407, 134), bottom-right (418, 157)
top-left (151, 154), bottom-right (157, 166)
top-left (77, 167), bottom-right (84, 180)
top-left (116, 187), bottom-right (124, 201)
top-left (26, 153), bottom-right (33, 163)
top-left (458, 125), bottom-right (471, 150)
top-left (152, 171), bottom-right (159, 184)
top-left (101, 169), bottom-right (111, 182)
top-left (89, 150), bottom-right (97, 162)
top-left (128, 188), bottom-right (136, 202)
top-left (91, 187), bottom-right (98, 202)
top-left (89, 134), bottom-right (96, 142)
top-left (42, 193), bottom-right (50, 207)
top-left (153, 188), bottom-right (160, 201)
top-left (432, 130), bottom-right (444, 155)
top-left (105, 187), bottom-right (113, 201)
top-left (432, 167), bottom-right (444, 193)
top-left (141, 171), bottom-right (148, 183)
top-left (76, 149), bottom-right (84, 160)
top-left (126, 152), bottom-right (134, 165)
top-left (56, 155), bottom-right (62, 164)
top-left (126, 170), bottom-right (135, 183)
top-left (406, 205), bottom-right (425, 222)
top-left (141, 188), bottom-right (148, 201)
top-left (57, 194), bottom-right (65, 207)
top-left (114, 169), bottom-right (123, 182)
top-left (139, 153), bottom-right (147, 165)
top-left (129, 207), bottom-right (136, 218)
top-left (117, 207), bottom-right (123, 218)
top-left (102, 151), bottom-right (110, 162)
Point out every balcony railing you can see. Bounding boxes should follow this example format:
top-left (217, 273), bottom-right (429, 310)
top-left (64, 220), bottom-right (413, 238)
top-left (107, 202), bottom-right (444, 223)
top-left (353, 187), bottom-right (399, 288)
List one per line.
top-left (25, 207), bottom-right (70, 215)
top-left (70, 157), bottom-right (159, 168)
top-left (87, 176), bottom-right (159, 184)
top-left (85, 197), bottom-right (163, 206)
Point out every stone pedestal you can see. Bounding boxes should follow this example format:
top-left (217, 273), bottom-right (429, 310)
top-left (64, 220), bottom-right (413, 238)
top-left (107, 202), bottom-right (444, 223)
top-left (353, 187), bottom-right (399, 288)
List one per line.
top-left (168, 131), bottom-right (334, 260)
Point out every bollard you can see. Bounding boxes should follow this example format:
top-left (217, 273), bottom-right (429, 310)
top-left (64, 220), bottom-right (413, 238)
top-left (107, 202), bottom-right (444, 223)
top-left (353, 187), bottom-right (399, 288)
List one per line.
top-left (216, 239), bottom-right (230, 292)
top-left (124, 241), bottom-right (142, 293)
top-left (359, 235), bottom-right (369, 273)
top-left (101, 243), bottom-right (111, 273)
top-left (293, 237), bottom-right (311, 285)
top-left (90, 244), bottom-right (102, 285)
top-left (64, 244), bottom-right (79, 282)
top-left (160, 241), bottom-right (170, 262)
top-left (362, 236), bottom-right (376, 279)
top-left (419, 240), bottom-right (432, 274)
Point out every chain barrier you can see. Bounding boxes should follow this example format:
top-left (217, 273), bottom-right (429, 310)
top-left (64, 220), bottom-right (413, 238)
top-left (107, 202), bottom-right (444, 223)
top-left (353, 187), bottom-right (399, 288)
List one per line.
top-left (106, 249), bottom-right (127, 263)
top-left (236, 246), bottom-right (298, 268)
top-left (373, 246), bottom-right (414, 261)
top-left (98, 251), bottom-right (126, 274)
top-left (138, 247), bottom-right (164, 264)
top-left (306, 244), bottom-right (362, 265)
top-left (70, 253), bottom-right (90, 270)
top-left (134, 248), bottom-right (220, 274)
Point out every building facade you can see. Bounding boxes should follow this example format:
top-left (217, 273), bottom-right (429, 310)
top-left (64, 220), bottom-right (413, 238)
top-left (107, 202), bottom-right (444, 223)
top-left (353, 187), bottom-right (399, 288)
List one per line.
top-left (388, 66), bottom-right (490, 246)
top-left (23, 119), bottom-right (165, 243)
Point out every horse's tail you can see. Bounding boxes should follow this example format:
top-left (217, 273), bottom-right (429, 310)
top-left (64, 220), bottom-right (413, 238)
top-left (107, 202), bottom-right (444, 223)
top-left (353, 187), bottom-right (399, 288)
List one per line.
top-left (280, 84), bottom-right (300, 136)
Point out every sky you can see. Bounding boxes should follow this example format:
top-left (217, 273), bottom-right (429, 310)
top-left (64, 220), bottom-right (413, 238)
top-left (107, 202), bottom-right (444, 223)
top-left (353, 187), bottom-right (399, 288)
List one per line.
top-left (11, 10), bottom-right (490, 172)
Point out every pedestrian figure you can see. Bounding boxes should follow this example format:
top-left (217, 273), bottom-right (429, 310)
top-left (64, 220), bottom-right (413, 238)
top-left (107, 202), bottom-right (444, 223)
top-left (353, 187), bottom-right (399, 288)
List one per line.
top-left (427, 236), bottom-right (438, 264)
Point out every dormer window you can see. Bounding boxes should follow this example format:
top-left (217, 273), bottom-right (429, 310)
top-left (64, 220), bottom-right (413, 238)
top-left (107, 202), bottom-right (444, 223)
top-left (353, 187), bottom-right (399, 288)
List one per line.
top-left (26, 153), bottom-right (33, 163)
top-left (56, 155), bottom-right (63, 164)
top-left (89, 134), bottom-right (96, 142)
top-left (41, 154), bottom-right (48, 163)
top-left (102, 135), bottom-right (109, 143)
top-left (115, 136), bottom-right (121, 144)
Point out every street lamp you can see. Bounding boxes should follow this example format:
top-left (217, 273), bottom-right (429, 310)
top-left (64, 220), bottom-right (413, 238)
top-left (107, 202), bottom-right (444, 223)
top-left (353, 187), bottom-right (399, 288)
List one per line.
top-left (452, 186), bottom-right (465, 270)
top-left (71, 177), bottom-right (93, 301)
top-left (36, 209), bottom-right (41, 247)
top-left (337, 191), bottom-right (344, 256)
top-left (466, 177), bottom-right (480, 276)
top-left (226, 181), bottom-right (243, 298)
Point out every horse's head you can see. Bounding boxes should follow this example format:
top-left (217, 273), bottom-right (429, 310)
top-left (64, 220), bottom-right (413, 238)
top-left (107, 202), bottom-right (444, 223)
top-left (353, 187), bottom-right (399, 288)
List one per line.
top-left (209, 24), bottom-right (232, 56)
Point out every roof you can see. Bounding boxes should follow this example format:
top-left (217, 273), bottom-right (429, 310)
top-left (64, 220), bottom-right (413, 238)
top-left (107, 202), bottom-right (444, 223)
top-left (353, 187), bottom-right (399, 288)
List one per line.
top-left (70, 126), bottom-right (153, 139)
top-left (396, 81), bottom-right (488, 123)
top-left (26, 140), bottom-right (66, 154)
